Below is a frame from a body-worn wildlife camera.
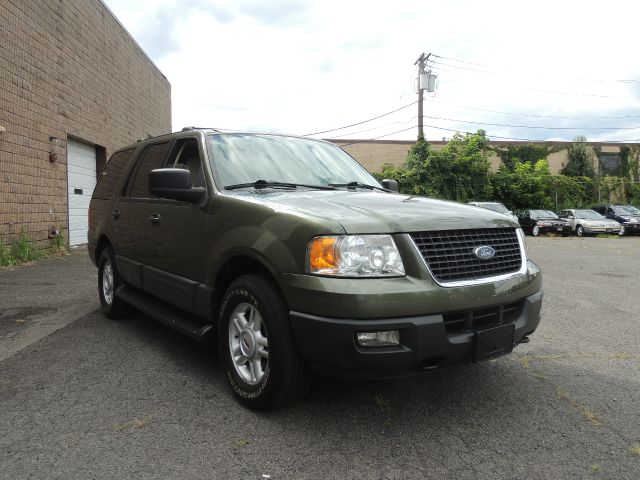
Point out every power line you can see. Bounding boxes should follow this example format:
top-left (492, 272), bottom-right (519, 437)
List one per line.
top-left (335, 126), bottom-right (417, 147)
top-left (431, 54), bottom-right (640, 83)
top-left (420, 124), bottom-right (640, 143)
top-left (427, 64), bottom-right (635, 98)
top-left (420, 114), bottom-right (640, 130)
top-left (430, 100), bottom-right (640, 120)
top-left (303, 101), bottom-right (418, 137)
top-left (328, 116), bottom-right (417, 138)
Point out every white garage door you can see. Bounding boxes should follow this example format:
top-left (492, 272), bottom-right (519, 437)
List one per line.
top-left (67, 139), bottom-right (97, 246)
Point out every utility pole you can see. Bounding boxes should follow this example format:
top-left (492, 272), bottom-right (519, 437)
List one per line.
top-left (415, 52), bottom-right (431, 139)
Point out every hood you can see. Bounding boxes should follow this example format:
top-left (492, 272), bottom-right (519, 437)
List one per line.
top-left (229, 190), bottom-right (519, 234)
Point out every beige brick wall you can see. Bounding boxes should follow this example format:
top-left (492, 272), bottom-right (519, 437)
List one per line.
top-left (0, 0), bottom-right (171, 248)
top-left (333, 139), bottom-right (636, 176)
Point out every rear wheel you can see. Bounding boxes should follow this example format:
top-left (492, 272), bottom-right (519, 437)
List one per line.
top-left (576, 225), bottom-right (585, 237)
top-left (98, 247), bottom-right (129, 318)
top-left (218, 274), bottom-right (311, 410)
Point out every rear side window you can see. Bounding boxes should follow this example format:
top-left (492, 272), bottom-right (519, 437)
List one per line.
top-left (92, 148), bottom-right (135, 200)
top-left (128, 142), bottom-right (171, 198)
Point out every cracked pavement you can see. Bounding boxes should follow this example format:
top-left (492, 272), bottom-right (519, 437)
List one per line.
top-left (1, 238), bottom-right (639, 479)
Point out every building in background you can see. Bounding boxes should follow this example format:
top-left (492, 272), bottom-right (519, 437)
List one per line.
top-left (0, 0), bottom-right (171, 248)
top-left (331, 139), bottom-right (638, 176)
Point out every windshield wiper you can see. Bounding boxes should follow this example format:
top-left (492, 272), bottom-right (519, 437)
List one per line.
top-left (225, 180), bottom-right (336, 190)
top-left (328, 181), bottom-right (389, 192)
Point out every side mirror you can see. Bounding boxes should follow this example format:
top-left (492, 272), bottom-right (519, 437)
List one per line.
top-left (380, 178), bottom-right (399, 192)
top-left (149, 168), bottom-right (206, 203)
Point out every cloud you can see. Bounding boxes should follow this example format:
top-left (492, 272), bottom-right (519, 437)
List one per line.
top-left (103, 0), bottom-right (640, 142)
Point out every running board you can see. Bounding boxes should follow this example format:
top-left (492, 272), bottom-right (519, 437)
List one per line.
top-left (115, 285), bottom-right (215, 343)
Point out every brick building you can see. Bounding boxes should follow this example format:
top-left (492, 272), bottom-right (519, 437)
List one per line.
top-left (332, 139), bottom-right (638, 176)
top-left (0, 0), bottom-right (171, 248)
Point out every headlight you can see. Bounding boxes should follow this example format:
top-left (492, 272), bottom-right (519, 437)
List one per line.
top-left (516, 228), bottom-right (528, 259)
top-left (630, 218), bottom-right (639, 223)
top-left (308, 235), bottom-right (405, 277)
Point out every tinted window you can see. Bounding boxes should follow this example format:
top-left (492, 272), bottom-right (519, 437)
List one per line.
top-left (129, 142), bottom-right (171, 198)
top-left (92, 148), bottom-right (135, 199)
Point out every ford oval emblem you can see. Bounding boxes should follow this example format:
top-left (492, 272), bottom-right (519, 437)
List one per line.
top-left (473, 245), bottom-right (496, 260)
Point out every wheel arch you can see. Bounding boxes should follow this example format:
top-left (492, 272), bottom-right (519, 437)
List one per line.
top-left (95, 234), bottom-right (113, 264)
top-left (212, 253), bottom-right (285, 318)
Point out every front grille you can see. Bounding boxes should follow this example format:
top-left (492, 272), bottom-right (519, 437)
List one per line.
top-left (410, 228), bottom-right (523, 283)
top-left (442, 301), bottom-right (524, 334)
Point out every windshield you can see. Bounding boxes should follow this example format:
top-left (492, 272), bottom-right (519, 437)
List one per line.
top-left (476, 203), bottom-right (509, 214)
top-left (206, 134), bottom-right (380, 188)
top-left (574, 210), bottom-right (604, 220)
top-left (530, 210), bottom-right (558, 219)
top-left (615, 205), bottom-right (640, 215)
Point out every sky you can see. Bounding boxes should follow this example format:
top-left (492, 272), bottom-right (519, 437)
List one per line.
top-left (102, 0), bottom-right (640, 144)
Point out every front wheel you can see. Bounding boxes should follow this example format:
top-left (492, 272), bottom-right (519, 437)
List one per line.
top-left (218, 274), bottom-right (311, 410)
top-left (619, 225), bottom-right (626, 236)
top-left (576, 225), bottom-right (585, 237)
top-left (532, 225), bottom-right (540, 237)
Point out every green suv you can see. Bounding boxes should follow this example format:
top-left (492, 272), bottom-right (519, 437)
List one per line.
top-left (88, 128), bottom-right (543, 410)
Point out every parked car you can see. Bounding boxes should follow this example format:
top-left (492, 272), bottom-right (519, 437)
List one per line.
top-left (592, 204), bottom-right (640, 236)
top-left (88, 128), bottom-right (543, 410)
top-left (516, 209), bottom-right (572, 236)
top-left (468, 201), bottom-right (518, 222)
top-left (557, 209), bottom-right (622, 236)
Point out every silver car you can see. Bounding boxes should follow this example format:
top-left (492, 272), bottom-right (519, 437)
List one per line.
top-left (558, 209), bottom-right (622, 236)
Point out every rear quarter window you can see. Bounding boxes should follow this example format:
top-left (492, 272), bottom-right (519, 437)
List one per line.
top-left (92, 148), bottom-right (136, 200)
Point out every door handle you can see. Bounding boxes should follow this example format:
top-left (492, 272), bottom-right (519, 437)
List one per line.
top-left (149, 213), bottom-right (161, 224)
top-left (112, 209), bottom-right (121, 220)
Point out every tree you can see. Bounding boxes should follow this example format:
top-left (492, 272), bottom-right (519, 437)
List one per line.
top-left (561, 136), bottom-right (595, 178)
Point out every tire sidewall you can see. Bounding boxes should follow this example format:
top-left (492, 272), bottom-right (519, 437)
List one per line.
top-left (219, 276), bottom-right (301, 409)
top-left (98, 247), bottom-right (126, 318)
top-left (576, 225), bottom-right (584, 237)
top-left (219, 285), bottom-right (273, 401)
top-left (532, 225), bottom-right (540, 236)
top-left (98, 249), bottom-right (115, 314)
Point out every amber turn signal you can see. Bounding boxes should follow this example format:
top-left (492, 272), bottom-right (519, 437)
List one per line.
top-left (309, 236), bottom-right (338, 271)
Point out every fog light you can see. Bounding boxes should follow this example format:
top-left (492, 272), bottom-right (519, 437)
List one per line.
top-left (356, 330), bottom-right (400, 347)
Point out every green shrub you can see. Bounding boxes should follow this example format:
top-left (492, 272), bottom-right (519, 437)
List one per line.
top-left (49, 230), bottom-right (66, 253)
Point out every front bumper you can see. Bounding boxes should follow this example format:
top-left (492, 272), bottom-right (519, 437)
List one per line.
top-left (290, 290), bottom-right (543, 379)
top-left (539, 224), bottom-right (571, 234)
top-left (622, 222), bottom-right (640, 233)
top-left (584, 225), bottom-right (622, 234)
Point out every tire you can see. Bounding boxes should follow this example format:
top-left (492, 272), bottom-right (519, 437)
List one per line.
top-left (98, 247), bottom-right (129, 319)
top-left (619, 225), bottom-right (626, 236)
top-left (218, 274), bottom-right (311, 411)
top-left (576, 225), bottom-right (585, 237)
top-left (532, 225), bottom-right (540, 237)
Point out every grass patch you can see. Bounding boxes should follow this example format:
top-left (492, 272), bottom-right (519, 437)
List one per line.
top-left (1, 228), bottom-right (66, 268)
top-left (630, 445), bottom-right (640, 456)
top-left (49, 230), bottom-right (66, 253)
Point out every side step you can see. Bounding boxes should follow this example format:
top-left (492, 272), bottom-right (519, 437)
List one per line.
top-left (115, 285), bottom-right (215, 343)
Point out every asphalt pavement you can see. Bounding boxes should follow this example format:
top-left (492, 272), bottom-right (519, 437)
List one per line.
top-left (1, 237), bottom-right (639, 479)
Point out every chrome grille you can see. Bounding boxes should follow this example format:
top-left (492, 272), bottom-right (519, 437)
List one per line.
top-left (410, 228), bottom-right (523, 284)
